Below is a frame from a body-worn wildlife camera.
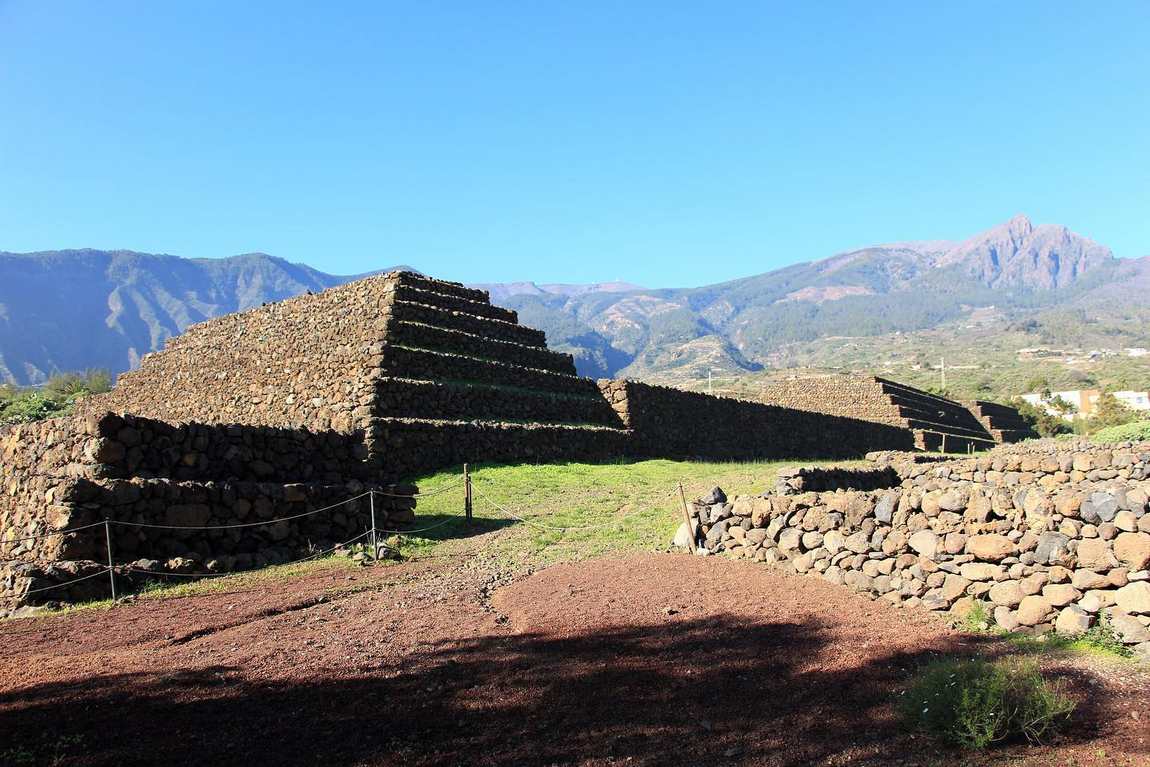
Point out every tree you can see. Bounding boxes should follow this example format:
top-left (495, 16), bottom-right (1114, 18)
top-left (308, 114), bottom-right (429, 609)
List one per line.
top-left (1012, 397), bottom-right (1072, 438)
top-left (1090, 392), bottom-right (1139, 432)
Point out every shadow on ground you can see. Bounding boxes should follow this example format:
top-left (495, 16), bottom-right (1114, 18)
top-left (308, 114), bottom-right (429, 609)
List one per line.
top-left (0, 613), bottom-right (1128, 767)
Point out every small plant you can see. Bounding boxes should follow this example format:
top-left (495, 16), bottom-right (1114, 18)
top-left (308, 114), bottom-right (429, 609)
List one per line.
top-left (898, 657), bottom-right (1076, 749)
top-left (1074, 615), bottom-right (1134, 658)
top-left (958, 600), bottom-right (992, 633)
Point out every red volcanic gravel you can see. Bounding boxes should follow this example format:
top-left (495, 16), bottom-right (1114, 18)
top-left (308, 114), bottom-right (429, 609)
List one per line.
top-left (1, 552), bottom-right (1147, 766)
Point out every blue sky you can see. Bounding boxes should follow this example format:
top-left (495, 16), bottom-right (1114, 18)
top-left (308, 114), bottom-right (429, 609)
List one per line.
top-left (1, 1), bottom-right (1147, 287)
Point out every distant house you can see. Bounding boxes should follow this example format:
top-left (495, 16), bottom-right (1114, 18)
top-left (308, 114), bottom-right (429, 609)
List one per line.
top-left (1126, 348), bottom-right (1149, 358)
top-left (1021, 389), bottom-right (1150, 421)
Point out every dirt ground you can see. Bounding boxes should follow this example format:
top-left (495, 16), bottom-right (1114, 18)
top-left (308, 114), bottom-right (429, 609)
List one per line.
top-left (2, 545), bottom-right (1148, 767)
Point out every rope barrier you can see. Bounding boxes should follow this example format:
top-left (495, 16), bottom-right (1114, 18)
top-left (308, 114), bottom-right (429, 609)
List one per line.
top-left (108, 491), bottom-right (374, 531)
top-left (123, 530), bottom-right (376, 580)
top-left (23, 567), bottom-right (112, 595)
top-left (1, 520), bottom-right (111, 544)
top-left (375, 516), bottom-right (461, 536)
top-left (373, 476), bottom-right (465, 498)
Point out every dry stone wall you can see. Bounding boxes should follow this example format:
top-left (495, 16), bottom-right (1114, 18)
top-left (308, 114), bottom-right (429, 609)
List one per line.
top-left (1, 410), bottom-right (412, 611)
top-left (599, 380), bottom-right (915, 460)
top-left (90, 274), bottom-right (405, 434)
top-left (756, 374), bottom-right (1034, 452)
top-left (688, 439), bottom-right (1150, 658)
top-left (758, 375), bottom-right (905, 426)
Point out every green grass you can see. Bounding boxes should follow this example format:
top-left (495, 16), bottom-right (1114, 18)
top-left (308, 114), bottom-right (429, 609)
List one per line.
top-left (957, 601), bottom-right (1135, 661)
top-left (405, 457), bottom-right (846, 568)
top-left (898, 657), bottom-right (1076, 749)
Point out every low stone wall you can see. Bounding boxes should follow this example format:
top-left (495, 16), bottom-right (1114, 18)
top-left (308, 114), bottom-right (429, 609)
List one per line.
top-left (599, 380), bottom-right (916, 460)
top-left (1, 410), bottom-right (414, 611)
top-left (689, 439), bottom-right (1150, 657)
top-left (3, 480), bottom-right (415, 608)
top-left (89, 413), bottom-right (372, 483)
top-left (774, 465), bottom-right (901, 495)
top-left (1, 415), bottom-right (106, 564)
top-left (368, 418), bottom-right (629, 479)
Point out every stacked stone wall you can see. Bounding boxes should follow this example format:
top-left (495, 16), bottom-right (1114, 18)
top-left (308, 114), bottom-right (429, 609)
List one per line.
top-left (692, 439), bottom-right (1150, 657)
top-left (367, 418), bottom-right (629, 479)
top-left (757, 375), bottom-right (904, 426)
top-left (599, 380), bottom-right (916, 460)
top-left (90, 274), bottom-right (404, 433)
top-left (1, 411), bottom-right (411, 611)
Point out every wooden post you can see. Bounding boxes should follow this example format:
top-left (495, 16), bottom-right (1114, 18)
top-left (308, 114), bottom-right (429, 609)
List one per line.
top-left (369, 491), bottom-right (379, 561)
top-left (104, 519), bottom-right (117, 601)
top-left (464, 463), bottom-right (473, 525)
top-left (941, 432), bottom-right (947, 454)
top-left (677, 481), bottom-right (697, 554)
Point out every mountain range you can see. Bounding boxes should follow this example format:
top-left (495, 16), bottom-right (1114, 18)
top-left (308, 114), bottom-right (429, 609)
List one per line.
top-left (2, 216), bottom-right (1148, 392)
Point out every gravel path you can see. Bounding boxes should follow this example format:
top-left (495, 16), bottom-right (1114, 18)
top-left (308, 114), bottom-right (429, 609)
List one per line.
top-left (1, 551), bottom-right (1147, 766)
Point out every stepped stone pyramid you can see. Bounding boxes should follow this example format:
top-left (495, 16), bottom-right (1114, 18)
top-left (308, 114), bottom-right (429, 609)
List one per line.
top-left (966, 400), bottom-right (1039, 443)
top-left (758, 375), bottom-right (1029, 453)
top-left (94, 271), bottom-right (628, 479)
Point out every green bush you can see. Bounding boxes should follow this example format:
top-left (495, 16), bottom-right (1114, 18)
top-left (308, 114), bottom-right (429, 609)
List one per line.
top-left (898, 658), bottom-right (1075, 749)
top-left (1091, 420), bottom-right (1150, 444)
top-left (0, 369), bottom-right (113, 426)
top-left (1012, 397), bottom-right (1072, 438)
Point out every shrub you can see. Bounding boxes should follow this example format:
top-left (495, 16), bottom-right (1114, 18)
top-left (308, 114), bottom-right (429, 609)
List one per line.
top-left (1075, 615), bottom-right (1134, 658)
top-left (1012, 397), bottom-right (1072, 438)
top-left (1091, 420), bottom-right (1150, 444)
top-left (898, 658), bottom-right (1075, 749)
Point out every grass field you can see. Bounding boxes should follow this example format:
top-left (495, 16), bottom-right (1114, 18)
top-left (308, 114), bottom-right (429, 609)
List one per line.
top-left (400, 457), bottom-right (848, 567)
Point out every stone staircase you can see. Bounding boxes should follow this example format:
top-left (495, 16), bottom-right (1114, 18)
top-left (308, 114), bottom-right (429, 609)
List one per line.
top-left (872, 377), bottom-right (998, 453)
top-left (369, 273), bottom-right (629, 478)
top-left (966, 400), bottom-right (1038, 443)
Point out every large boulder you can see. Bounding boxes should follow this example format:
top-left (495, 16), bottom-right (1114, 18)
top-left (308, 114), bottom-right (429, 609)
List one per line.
top-left (1114, 532), bottom-right (1150, 570)
top-left (1055, 605), bottom-right (1092, 636)
top-left (1034, 532), bottom-right (1072, 566)
top-left (1076, 538), bottom-right (1118, 570)
top-left (908, 531), bottom-right (938, 559)
top-left (965, 534), bottom-right (1015, 562)
top-left (1114, 582), bottom-right (1150, 615)
top-left (1016, 595), bottom-right (1054, 626)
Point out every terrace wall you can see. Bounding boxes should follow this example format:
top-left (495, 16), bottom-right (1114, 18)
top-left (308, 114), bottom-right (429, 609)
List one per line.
top-left (598, 380), bottom-right (916, 460)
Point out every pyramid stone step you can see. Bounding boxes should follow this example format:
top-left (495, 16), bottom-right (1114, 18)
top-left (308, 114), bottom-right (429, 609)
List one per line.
top-left (388, 283), bottom-right (517, 323)
top-left (389, 299), bottom-right (547, 347)
top-left (388, 320), bottom-right (576, 375)
top-left (902, 418), bottom-right (998, 441)
top-left (392, 272), bottom-right (490, 303)
top-left (378, 345), bottom-right (601, 396)
top-left (374, 377), bottom-right (623, 426)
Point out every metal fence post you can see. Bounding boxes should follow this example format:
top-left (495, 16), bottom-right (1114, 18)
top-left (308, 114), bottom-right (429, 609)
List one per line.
top-left (369, 491), bottom-right (379, 561)
top-left (104, 519), bottom-right (117, 601)
top-left (464, 463), bottom-right (472, 525)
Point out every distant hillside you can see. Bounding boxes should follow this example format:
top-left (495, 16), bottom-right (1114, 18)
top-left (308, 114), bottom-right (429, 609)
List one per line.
top-left (501, 215), bottom-right (1145, 380)
top-left (2, 216), bottom-right (1147, 394)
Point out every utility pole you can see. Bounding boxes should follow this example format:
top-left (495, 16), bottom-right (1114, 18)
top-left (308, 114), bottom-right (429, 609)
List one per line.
top-left (707, 370), bottom-right (713, 395)
top-left (940, 357), bottom-right (946, 391)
